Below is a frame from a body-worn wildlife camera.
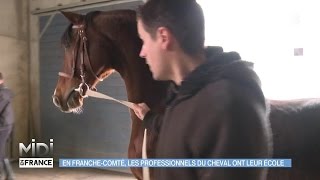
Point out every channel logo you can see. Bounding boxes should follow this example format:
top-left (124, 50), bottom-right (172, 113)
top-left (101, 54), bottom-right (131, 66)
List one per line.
top-left (18, 139), bottom-right (54, 168)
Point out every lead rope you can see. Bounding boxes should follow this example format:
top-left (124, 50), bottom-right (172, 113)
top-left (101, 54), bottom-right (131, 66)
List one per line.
top-left (142, 129), bottom-right (150, 180)
top-left (74, 88), bottom-right (151, 180)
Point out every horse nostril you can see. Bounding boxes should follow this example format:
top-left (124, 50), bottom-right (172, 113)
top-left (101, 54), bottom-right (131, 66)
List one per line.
top-left (52, 95), bottom-right (60, 107)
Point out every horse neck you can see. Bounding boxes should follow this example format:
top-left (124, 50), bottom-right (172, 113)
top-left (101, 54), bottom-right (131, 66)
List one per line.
top-left (95, 13), bottom-right (168, 168)
top-left (117, 39), bottom-right (166, 110)
top-left (96, 13), bottom-right (168, 111)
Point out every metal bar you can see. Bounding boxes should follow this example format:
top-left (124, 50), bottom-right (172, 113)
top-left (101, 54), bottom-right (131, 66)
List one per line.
top-left (39, 13), bottom-right (56, 39)
top-left (31, 0), bottom-right (142, 16)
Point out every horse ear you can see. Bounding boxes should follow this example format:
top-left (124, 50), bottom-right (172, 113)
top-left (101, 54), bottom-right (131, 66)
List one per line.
top-left (60, 11), bottom-right (83, 24)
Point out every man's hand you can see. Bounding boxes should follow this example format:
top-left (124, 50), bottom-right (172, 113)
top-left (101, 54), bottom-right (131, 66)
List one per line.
top-left (133, 103), bottom-right (150, 120)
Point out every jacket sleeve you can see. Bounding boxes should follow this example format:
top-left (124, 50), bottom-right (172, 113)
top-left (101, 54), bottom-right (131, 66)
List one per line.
top-left (189, 81), bottom-right (272, 180)
top-left (142, 111), bottom-right (164, 135)
top-left (0, 93), bottom-right (10, 126)
top-left (0, 92), bottom-right (10, 114)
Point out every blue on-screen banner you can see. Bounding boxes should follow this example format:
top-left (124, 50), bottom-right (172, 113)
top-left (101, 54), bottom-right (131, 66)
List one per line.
top-left (59, 158), bottom-right (291, 168)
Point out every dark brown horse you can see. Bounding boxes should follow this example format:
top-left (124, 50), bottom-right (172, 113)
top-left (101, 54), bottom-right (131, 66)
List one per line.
top-left (52, 10), bottom-right (168, 180)
top-left (52, 10), bottom-right (320, 180)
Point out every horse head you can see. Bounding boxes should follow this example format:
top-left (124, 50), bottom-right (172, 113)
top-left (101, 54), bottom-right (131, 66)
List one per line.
top-left (52, 10), bottom-right (169, 180)
top-left (52, 11), bottom-right (117, 113)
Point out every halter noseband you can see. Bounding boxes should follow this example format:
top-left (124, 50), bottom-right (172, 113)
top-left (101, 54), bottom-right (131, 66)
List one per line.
top-left (58, 24), bottom-right (102, 97)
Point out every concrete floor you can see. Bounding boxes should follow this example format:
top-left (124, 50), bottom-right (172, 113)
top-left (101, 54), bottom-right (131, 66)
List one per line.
top-left (10, 161), bottom-right (136, 180)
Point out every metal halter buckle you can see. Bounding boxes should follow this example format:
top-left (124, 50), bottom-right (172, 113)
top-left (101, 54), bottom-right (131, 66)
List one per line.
top-left (74, 83), bottom-right (89, 98)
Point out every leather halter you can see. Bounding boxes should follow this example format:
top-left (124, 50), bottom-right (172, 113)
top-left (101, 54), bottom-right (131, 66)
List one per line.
top-left (58, 24), bottom-right (102, 97)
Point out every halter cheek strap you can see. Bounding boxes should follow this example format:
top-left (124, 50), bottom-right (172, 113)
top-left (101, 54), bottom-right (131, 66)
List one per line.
top-left (58, 24), bottom-right (103, 97)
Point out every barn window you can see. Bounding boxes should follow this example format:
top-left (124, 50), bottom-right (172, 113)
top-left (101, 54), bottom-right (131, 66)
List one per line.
top-left (197, 0), bottom-right (320, 99)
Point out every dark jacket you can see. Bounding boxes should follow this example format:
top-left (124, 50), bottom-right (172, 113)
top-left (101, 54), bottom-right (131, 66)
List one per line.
top-left (0, 84), bottom-right (14, 128)
top-left (143, 47), bottom-right (273, 180)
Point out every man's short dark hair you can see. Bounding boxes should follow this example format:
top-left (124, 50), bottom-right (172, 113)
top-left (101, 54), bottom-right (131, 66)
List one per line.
top-left (137, 0), bottom-right (205, 57)
top-left (0, 72), bottom-right (3, 80)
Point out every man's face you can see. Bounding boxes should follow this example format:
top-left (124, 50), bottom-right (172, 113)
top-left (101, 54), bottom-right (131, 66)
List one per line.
top-left (137, 19), bottom-right (170, 80)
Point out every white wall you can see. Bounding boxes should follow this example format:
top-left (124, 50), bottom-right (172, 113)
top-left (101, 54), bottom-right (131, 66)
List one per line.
top-left (0, 0), bottom-right (30, 158)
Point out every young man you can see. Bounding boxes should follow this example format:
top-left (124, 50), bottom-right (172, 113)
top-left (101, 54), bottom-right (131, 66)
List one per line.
top-left (0, 72), bottom-right (14, 179)
top-left (133, 0), bottom-right (273, 179)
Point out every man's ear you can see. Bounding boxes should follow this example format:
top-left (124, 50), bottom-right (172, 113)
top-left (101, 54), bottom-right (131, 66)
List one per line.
top-left (157, 27), bottom-right (171, 50)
